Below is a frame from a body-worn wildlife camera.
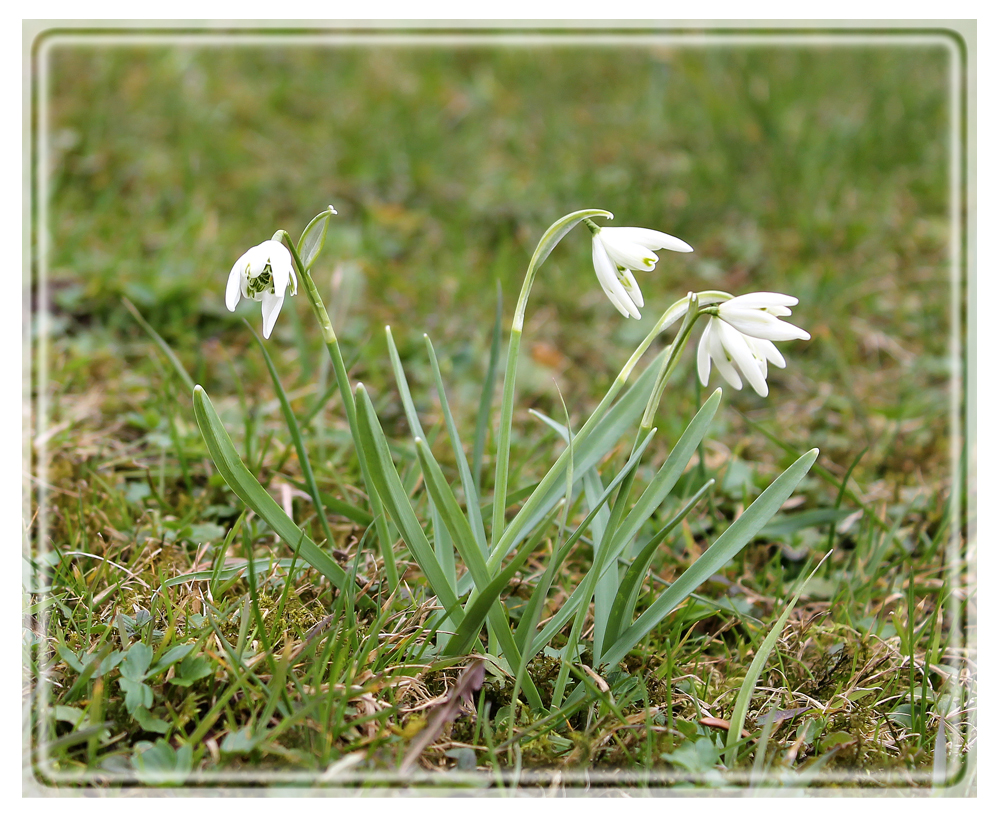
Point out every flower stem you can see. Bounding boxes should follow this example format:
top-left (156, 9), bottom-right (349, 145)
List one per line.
top-left (638, 291), bottom-right (704, 433)
top-left (491, 209), bottom-right (611, 554)
top-left (278, 231), bottom-right (399, 593)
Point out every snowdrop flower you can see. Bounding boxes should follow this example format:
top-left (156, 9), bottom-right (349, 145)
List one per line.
top-left (225, 240), bottom-right (297, 339)
top-left (590, 225), bottom-right (693, 319)
top-left (696, 292), bottom-right (809, 397)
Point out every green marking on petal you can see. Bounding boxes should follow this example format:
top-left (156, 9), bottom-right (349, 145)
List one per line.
top-left (247, 263), bottom-right (275, 296)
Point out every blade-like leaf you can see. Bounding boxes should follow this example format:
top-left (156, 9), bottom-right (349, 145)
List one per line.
top-left (613, 388), bottom-right (722, 552)
top-left (414, 439), bottom-right (491, 588)
top-left (430, 502), bottom-right (458, 598)
top-left (385, 326), bottom-right (427, 441)
top-left (724, 552), bottom-right (831, 766)
top-left (473, 281), bottom-right (503, 494)
top-left (415, 437), bottom-right (543, 710)
top-left (296, 205), bottom-right (337, 271)
top-left (522, 392), bottom-right (720, 658)
top-left (521, 430), bottom-right (656, 657)
top-left (600, 448), bottom-right (819, 668)
top-left (488, 346), bottom-right (667, 573)
top-left (442, 504), bottom-right (561, 660)
top-left (425, 334), bottom-right (488, 557)
top-left (354, 384), bottom-right (458, 609)
top-left (192, 385), bottom-right (374, 611)
top-left (602, 480), bottom-right (715, 657)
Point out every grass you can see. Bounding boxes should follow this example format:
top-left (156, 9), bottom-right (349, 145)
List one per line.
top-left (26, 29), bottom-right (972, 793)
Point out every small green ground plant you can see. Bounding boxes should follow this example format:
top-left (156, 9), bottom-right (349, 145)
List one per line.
top-left (180, 205), bottom-right (815, 774)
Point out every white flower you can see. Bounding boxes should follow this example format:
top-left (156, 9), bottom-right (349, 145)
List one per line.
top-left (225, 240), bottom-right (297, 339)
top-left (591, 226), bottom-right (693, 319)
top-left (696, 292), bottom-right (809, 397)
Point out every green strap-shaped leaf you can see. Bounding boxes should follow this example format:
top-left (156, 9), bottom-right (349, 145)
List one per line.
top-left (414, 438), bottom-right (543, 710)
top-left (723, 552), bottom-right (831, 766)
top-left (192, 385), bottom-right (374, 611)
top-left (602, 479), bottom-right (715, 657)
top-left (520, 430), bottom-right (655, 657)
top-left (600, 448), bottom-right (819, 669)
top-left (523, 392), bottom-right (720, 657)
top-left (354, 385), bottom-right (460, 609)
top-left (473, 281), bottom-right (503, 494)
top-left (425, 335), bottom-right (489, 557)
top-left (613, 388), bottom-right (722, 552)
top-left (487, 346), bottom-right (667, 573)
top-left (442, 504), bottom-right (562, 659)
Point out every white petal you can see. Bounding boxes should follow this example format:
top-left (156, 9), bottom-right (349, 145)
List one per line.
top-left (598, 279), bottom-right (632, 318)
top-left (719, 321), bottom-right (768, 396)
top-left (260, 240), bottom-right (294, 293)
top-left (752, 337), bottom-right (786, 368)
top-left (242, 243), bottom-right (273, 278)
top-left (225, 263), bottom-right (243, 312)
top-left (720, 306), bottom-right (810, 342)
top-left (592, 236), bottom-right (640, 319)
top-left (619, 268), bottom-right (644, 309)
top-left (725, 291), bottom-right (798, 310)
top-left (602, 226), bottom-right (693, 254)
top-left (260, 291), bottom-right (285, 339)
top-left (708, 320), bottom-right (743, 390)
top-left (599, 230), bottom-right (659, 272)
top-left (696, 322), bottom-right (713, 386)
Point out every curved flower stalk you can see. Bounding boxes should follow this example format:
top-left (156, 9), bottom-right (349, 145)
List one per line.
top-left (696, 292), bottom-right (809, 397)
top-left (225, 240), bottom-right (298, 339)
top-left (215, 210), bottom-right (399, 593)
top-left (586, 221), bottom-right (694, 319)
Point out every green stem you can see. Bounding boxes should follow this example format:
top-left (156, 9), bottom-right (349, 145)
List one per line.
top-left (490, 208), bottom-right (612, 554)
top-left (638, 292), bottom-right (705, 434)
top-left (277, 231), bottom-right (399, 593)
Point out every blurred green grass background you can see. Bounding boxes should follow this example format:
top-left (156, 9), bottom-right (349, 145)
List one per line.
top-left (40, 33), bottom-right (956, 500)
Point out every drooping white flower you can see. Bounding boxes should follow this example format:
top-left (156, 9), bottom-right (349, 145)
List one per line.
top-left (225, 240), bottom-right (297, 339)
top-left (696, 292), bottom-right (809, 397)
top-left (591, 226), bottom-right (693, 319)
